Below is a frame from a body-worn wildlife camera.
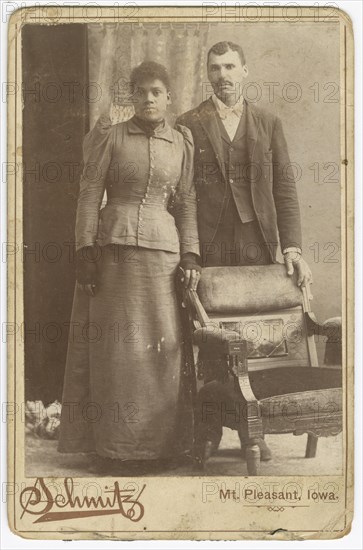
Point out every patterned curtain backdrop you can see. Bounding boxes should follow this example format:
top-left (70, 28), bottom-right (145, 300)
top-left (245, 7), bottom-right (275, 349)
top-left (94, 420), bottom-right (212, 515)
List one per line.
top-left (87, 23), bottom-right (210, 128)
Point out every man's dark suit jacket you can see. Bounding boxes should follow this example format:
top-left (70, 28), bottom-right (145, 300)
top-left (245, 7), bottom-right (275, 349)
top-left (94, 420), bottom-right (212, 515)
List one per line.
top-left (176, 98), bottom-right (302, 262)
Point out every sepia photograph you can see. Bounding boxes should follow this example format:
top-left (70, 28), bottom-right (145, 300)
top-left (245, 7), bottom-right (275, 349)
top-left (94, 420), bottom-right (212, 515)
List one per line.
top-left (5, 3), bottom-right (355, 541)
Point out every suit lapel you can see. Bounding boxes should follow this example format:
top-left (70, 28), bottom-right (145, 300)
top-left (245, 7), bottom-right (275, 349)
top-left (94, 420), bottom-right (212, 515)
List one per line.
top-left (245, 101), bottom-right (260, 161)
top-left (198, 99), bottom-right (261, 179)
top-left (198, 98), bottom-right (227, 180)
top-left (231, 106), bottom-right (247, 143)
top-left (216, 115), bottom-right (232, 145)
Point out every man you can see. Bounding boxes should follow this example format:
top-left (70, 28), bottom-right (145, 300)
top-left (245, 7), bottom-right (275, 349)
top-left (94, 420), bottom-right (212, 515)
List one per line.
top-left (177, 41), bottom-right (312, 280)
top-left (177, 41), bottom-right (312, 461)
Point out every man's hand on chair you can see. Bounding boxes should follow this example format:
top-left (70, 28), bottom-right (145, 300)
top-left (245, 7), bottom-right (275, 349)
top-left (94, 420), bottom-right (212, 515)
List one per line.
top-left (283, 248), bottom-right (313, 298)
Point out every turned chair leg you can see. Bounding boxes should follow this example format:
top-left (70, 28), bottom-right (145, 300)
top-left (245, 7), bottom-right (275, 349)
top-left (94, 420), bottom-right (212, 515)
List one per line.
top-left (305, 433), bottom-right (319, 458)
top-left (246, 438), bottom-right (261, 475)
top-left (239, 432), bottom-right (272, 462)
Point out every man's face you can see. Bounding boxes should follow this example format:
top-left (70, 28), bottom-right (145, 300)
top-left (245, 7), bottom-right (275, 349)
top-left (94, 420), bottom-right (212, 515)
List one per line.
top-left (132, 78), bottom-right (171, 122)
top-left (207, 49), bottom-right (248, 104)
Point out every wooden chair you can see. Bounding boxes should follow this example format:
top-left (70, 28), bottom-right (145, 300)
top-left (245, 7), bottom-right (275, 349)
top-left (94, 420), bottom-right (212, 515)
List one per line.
top-left (185, 264), bottom-right (342, 475)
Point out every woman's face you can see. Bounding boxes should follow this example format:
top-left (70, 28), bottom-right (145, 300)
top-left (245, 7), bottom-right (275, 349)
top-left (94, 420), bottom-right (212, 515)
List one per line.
top-left (132, 78), bottom-right (171, 122)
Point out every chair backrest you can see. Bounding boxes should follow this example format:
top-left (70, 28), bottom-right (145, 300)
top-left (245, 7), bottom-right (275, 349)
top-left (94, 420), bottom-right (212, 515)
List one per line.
top-left (197, 264), bottom-right (303, 314)
top-left (195, 264), bottom-right (316, 371)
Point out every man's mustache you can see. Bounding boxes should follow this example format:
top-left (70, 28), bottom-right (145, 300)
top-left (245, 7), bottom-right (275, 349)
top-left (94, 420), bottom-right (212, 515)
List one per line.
top-left (217, 80), bottom-right (234, 86)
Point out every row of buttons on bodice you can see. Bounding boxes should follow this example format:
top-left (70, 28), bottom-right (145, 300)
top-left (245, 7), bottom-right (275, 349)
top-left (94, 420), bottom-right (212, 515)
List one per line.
top-left (136, 136), bottom-right (154, 241)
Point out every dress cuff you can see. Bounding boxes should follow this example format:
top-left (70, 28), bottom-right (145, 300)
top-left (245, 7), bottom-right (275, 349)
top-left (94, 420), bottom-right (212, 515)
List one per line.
top-left (180, 253), bottom-right (202, 273)
top-left (180, 242), bottom-right (200, 257)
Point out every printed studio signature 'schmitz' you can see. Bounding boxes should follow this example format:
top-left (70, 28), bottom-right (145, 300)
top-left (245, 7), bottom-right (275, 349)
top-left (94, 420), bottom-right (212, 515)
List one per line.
top-left (19, 477), bottom-right (146, 523)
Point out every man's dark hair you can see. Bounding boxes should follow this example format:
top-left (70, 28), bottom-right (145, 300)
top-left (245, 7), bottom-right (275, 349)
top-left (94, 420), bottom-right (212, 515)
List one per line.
top-left (130, 61), bottom-right (170, 90)
top-left (207, 41), bottom-right (246, 66)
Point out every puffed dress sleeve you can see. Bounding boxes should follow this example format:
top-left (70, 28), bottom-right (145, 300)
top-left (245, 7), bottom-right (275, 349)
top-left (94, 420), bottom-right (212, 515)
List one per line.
top-left (172, 124), bottom-right (200, 257)
top-left (75, 115), bottom-right (115, 252)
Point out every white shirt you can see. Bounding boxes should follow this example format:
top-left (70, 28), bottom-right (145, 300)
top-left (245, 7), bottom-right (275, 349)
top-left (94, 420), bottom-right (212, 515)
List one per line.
top-left (211, 93), bottom-right (245, 141)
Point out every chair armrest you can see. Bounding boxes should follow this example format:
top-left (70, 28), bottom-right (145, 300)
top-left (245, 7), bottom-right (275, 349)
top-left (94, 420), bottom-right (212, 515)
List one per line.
top-left (227, 340), bottom-right (264, 440)
top-left (228, 340), bottom-right (260, 404)
top-left (305, 313), bottom-right (342, 340)
top-left (184, 288), bottom-right (211, 329)
top-left (305, 313), bottom-right (342, 366)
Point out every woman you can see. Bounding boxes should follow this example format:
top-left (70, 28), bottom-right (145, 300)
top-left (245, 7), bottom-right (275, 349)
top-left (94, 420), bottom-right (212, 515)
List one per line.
top-left (57, 62), bottom-right (201, 470)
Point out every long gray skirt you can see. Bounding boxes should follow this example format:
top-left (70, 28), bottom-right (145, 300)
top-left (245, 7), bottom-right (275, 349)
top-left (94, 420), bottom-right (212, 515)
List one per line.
top-left (57, 245), bottom-right (194, 460)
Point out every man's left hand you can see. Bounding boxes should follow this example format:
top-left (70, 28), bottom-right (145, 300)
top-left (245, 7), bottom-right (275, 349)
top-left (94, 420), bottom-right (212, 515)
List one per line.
top-left (284, 251), bottom-right (313, 297)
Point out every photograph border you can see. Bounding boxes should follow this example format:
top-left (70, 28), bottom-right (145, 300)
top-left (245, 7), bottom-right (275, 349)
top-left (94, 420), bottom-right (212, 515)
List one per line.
top-left (6, 4), bottom-right (355, 541)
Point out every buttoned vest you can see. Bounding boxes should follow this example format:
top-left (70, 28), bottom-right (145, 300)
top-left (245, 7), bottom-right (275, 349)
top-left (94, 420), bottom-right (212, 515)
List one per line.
top-left (215, 107), bottom-right (256, 226)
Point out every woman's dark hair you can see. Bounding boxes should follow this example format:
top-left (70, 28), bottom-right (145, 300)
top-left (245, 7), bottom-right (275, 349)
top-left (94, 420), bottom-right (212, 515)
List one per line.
top-left (130, 61), bottom-right (171, 90)
top-left (207, 41), bottom-right (246, 66)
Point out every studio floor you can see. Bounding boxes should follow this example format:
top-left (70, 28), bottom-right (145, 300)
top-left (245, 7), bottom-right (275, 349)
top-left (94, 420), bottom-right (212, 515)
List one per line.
top-left (25, 429), bottom-right (343, 477)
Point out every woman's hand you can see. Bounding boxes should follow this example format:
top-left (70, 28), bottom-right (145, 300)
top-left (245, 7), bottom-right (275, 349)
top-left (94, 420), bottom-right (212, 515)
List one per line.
top-left (179, 253), bottom-right (201, 291)
top-left (180, 268), bottom-right (201, 291)
top-left (76, 245), bottom-right (99, 297)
